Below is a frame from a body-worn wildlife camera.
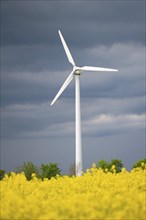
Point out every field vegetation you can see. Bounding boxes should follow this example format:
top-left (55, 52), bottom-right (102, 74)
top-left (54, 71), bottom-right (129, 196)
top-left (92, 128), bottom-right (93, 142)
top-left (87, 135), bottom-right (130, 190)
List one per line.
top-left (0, 159), bottom-right (146, 219)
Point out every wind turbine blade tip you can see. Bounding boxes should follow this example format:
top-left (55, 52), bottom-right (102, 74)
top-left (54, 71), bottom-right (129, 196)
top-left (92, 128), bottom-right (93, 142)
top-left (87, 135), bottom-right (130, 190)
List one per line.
top-left (58, 30), bottom-right (75, 66)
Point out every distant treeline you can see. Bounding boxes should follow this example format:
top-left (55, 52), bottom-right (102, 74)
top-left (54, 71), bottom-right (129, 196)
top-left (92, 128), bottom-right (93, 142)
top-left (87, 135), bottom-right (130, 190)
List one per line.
top-left (0, 158), bottom-right (146, 181)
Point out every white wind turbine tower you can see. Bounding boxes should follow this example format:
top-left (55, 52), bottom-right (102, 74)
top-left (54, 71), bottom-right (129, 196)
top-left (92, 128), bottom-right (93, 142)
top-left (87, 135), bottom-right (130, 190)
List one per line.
top-left (51, 30), bottom-right (118, 176)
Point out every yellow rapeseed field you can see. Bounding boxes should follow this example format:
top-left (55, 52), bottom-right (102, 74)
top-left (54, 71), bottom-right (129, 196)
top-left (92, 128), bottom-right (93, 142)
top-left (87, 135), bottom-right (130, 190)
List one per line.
top-left (0, 167), bottom-right (146, 220)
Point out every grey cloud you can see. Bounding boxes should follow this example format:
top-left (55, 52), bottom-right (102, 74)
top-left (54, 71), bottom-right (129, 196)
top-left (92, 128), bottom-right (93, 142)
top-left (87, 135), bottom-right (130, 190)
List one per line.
top-left (1, 1), bottom-right (145, 47)
top-left (1, 1), bottom-right (145, 172)
top-left (1, 95), bottom-right (145, 139)
top-left (2, 42), bottom-right (145, 108)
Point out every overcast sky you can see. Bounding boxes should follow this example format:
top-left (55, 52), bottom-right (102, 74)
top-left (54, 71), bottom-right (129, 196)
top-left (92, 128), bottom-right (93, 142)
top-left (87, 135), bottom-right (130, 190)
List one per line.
top-left (1, 0), bottom-right (145, 174)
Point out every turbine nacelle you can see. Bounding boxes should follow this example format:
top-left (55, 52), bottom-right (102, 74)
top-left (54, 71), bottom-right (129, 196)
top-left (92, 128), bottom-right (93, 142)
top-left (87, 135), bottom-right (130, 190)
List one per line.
top-left (73, 66), bottom-right (82, 75)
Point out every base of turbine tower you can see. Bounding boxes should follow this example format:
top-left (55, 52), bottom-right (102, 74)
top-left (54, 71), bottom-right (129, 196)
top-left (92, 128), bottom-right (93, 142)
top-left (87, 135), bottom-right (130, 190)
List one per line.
top-left (76, 163), bottom-right (83, 176)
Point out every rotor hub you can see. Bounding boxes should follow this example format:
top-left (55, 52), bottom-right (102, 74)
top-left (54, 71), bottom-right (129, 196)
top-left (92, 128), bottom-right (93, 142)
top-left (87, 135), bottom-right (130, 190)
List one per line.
top-left (73, 66), bottom-right (81, 75)
top-left (74, 70), bottom-right (81, 75)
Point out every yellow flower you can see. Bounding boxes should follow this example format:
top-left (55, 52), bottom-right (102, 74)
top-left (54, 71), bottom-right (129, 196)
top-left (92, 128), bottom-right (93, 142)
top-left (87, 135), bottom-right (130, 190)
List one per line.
top-left (86, 168), bottom-right (91, 173)
top-left (31, 173), bottom-right (36, 178)
top-left (141, 162), bottom-right (145, 168)
top-left (92, 163), bottom-right (96, 168)
top-left (122, 167), bottom-right (127, 173)
top-left (0, 168), bottom-right (145, 219)
top-left (105, 168), bottom-right (108, 173)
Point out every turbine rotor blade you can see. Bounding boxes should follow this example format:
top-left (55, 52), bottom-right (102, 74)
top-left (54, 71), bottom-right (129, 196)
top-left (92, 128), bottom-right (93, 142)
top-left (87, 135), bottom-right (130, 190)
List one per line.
top-left (51, 71), bottom-right (74, 106)
top-left (58, 30), bottom-right (75, 66)
top-left (79, 66), bottom-right (118, 72)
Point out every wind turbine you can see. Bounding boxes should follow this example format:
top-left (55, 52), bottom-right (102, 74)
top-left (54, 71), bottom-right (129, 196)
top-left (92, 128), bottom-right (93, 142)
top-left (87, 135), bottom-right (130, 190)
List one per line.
top-left (51, 30), bottom-right (118, 176)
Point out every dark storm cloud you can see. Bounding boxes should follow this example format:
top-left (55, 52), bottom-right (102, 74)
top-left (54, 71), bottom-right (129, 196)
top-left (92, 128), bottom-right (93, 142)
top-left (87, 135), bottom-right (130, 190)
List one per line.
top-left (2, 42), bottom-right (145, 107)
top-left (1, 0), bottom-right (145, 75)
top-left (1, 100), bottom-right (145, 139)
top-left (1, 1), bottom-right (145, 47)
top-left (1, 1), bottom-right (145, 173)
top-left (1, 1), bottom-right (145, 107)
